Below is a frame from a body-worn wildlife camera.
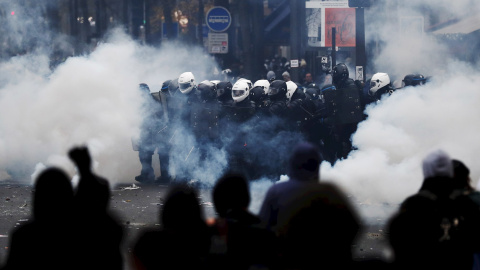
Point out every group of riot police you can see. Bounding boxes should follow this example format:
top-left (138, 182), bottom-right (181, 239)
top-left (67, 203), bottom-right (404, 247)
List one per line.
top-left (133, 65), bottom-right (428, 184)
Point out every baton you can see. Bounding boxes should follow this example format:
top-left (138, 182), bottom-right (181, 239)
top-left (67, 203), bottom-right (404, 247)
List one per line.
top-left (168, 130), bottom-right (178, 143)
top-left (157, 125), bottom-right (168, 134)
top-left (185, 146), bottom-right (195, 162)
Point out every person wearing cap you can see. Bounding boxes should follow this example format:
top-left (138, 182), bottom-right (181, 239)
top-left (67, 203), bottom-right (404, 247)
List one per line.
top-left (282, 71), bottom-right (291, 82)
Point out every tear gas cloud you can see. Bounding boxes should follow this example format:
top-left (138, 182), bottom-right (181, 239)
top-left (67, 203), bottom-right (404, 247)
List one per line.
top-left (320, 0), bottom-right (480, 223)
top-left (0, 1), bottom-right (220, 185)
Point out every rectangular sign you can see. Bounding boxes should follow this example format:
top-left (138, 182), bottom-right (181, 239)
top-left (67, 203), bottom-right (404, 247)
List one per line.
top-left (291, 59), bottom-right (299, 68)
top-left (306, 1), bottom-right (356, 48)
top-left (325, 8), bottom-right (356, 47)
top-left (208, 33), bottom-right (228, 54)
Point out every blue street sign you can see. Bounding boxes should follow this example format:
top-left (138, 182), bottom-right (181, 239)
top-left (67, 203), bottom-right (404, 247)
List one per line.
top-left (206, 6), bottom-right (231, 32)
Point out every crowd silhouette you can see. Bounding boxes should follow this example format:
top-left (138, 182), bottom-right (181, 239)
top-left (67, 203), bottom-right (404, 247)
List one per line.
top-left (2, 143), bottom-right (480, 270)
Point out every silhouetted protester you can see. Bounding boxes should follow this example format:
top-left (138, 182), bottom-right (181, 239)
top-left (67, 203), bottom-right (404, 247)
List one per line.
top-left (132, 183), bottom-right (210, 270)
top-left (69, 146), bottom-right (123, 270)
top-left (208, 173), bottom-right (277, 270)
top-left (452, 159), bottom-right (480, 206)
top-left (388, 150), bottom-right (480, 270)
top-left (282, 183), bottom-right (360, 269)
top-left (452, 159), bottom-right (480, 270)
top-left (258, 142), bottom-right (360, 269)
top-left (258, 142), bottom-right (322, 232)
top-left (3, 168), bottom-right (75, 270)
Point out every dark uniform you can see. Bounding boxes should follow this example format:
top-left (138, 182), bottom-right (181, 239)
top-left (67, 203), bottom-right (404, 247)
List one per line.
top-left (323, 63), bottom-right (364, 162)
top-left (226, 80), bottom-right (256, 178)
top-left (135, 83), bottom-right (163, 183)
top-left (151, 80), bottom-right (176, 184)
top-left (191, 81), bottom-right (221, 160)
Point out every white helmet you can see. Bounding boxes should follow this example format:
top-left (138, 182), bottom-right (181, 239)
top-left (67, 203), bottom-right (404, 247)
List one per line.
top-left (178, 72), bottom-right (196, 94)
top-left (369, 72), bottom-right (390, 95)
top-left (232, 80), bottom-right (251, 103)
top-left (286, 81), bottom-right (298, 102)
top-left (236, 78), bottom-right (253, 90)
top-left (254, 79), bottom-right (270, 95)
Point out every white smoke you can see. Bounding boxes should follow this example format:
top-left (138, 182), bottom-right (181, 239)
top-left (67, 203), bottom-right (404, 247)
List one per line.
top-left (0, 27), bottom-right (220, 185)
top-left (321, 0), bottom-right (480, 223)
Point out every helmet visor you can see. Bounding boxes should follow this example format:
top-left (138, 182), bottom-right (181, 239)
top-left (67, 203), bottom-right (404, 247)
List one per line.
top-left (179, 82), bottom-right (191, 90)
top-left (232, 90), bottom-right (245, 97)
top-left (370, 80), bottom-right (379, 89)
top-left (217, 88), bottom-right (225, 97)
top-left (269, 86), bottom-right (279, 96)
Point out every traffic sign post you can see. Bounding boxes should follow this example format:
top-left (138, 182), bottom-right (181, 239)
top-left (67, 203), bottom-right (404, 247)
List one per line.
top-left (206, 6), bottom-right (232, 32)
top-left (206, 6), bottom-right (231, 54)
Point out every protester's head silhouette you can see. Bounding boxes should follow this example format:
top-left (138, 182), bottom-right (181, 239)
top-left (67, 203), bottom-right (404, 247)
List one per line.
top-left (33, 167), bottom-right (73, 222)
top-left (212, 173), bottom-right (250, 218)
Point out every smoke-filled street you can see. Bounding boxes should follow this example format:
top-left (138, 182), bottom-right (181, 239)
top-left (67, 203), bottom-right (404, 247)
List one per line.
top-left (1, 0), bottom-right (480, 269)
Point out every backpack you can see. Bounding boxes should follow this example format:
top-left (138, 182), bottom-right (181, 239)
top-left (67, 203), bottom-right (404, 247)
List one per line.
top-left (416, 190), bottom-right (473, 245)
top-left (393, 190), bottom-right (480, 268)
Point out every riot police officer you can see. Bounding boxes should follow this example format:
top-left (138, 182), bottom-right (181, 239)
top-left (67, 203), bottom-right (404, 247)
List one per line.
top-left (368, 72), bottom-right (395, 104)
top-left (250, 79), bottom-right (270, 117)
top-left (226, 79), bottom-right (256, 178)
top-left (323, 63), bottom-right (364, 162)
top-left (267, 80), bottom-right (288, 117)
top-left (192, 80), bottom-right (221, 160)
top-left (135, 83), bottom-right (163, 183)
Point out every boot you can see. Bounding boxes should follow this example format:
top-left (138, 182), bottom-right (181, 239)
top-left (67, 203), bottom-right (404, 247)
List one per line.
top-left (135, 151), bottom-right (155, 183)
top-left (156, 153), bottom-right (171, 184)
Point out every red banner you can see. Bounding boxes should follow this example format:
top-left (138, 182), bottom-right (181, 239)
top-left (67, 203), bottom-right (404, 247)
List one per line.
top-left (325, 8), bottom-right (356, 47)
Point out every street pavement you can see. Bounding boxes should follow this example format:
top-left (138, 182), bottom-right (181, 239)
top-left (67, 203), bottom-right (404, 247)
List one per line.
top-left (0, 180), bottom-right (392, 269)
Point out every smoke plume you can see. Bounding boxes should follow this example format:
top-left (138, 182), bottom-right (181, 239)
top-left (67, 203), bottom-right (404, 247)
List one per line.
top-left (320, 0), bottom-right (480, 223)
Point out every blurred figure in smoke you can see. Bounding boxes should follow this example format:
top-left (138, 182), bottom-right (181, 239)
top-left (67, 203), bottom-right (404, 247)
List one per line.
top-left (367, 72), bottom-right (395, 104)
top-left (208, 173), bottom-right (277, 269)
top-left (403, 73), bottom-right (427, 87)
top-left (258, 142), bottom-right (360, 269)
top-left (322, 63), bottom-right (364, 162)
top-left (134, 83), bottom-right (163, 183)
top-left (153, 80), bottom-right (177, 184)
top-left (282, 71), bottom-right (291, 82)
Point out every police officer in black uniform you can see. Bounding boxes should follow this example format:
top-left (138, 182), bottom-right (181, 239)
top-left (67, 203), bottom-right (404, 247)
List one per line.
top-left (191, 80), bottom-right (221, 160)
top-left (322, 63), bottom-right (364, 162)
top-left (267, 80), bottom-right (288, 118)
top-left (226, 79), bottom-right (256, 178)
